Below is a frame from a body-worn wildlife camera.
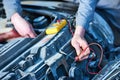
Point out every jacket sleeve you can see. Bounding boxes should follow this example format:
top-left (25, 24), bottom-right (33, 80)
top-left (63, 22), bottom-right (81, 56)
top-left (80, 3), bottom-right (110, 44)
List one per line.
top-left (76, 0), bottom-right (99, 29)
top-left (2, 0), bottom-right (22, 19)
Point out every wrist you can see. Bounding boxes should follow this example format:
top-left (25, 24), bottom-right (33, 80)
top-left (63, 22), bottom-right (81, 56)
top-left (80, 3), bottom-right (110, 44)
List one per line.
top-left (11, 13), bottom-right (22, 22)
top-left (74, 26), bottom-right (85, 37)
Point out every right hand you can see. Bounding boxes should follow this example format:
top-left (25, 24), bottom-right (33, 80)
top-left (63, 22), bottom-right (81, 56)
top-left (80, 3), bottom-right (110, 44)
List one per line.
top-left (71, 26), bottom-right (90, 61)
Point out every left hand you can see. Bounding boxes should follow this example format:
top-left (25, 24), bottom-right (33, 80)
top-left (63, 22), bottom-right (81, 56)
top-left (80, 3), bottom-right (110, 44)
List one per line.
top-left (11, 13), bottom-right (37, 38)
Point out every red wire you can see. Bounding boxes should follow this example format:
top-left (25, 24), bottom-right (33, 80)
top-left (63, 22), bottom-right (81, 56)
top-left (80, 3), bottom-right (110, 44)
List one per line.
top-left (86, 56), bottom-right (99, 74)
top-left (57, 20), bottom-right (61, 23)
top-left (88, 43), bottom-right (103, 68)
top-left (85, 43), bottom-right (103, 74)
top-left (67, 20), bottom-right (74, 36)
top-left (75, 43), bottom-right (103, 74)
top-left (66, 19), bottom-right (103, 74)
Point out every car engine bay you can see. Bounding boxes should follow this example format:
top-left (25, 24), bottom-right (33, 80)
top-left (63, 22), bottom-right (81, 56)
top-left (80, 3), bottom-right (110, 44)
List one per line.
top-left (0, 0), bottom-right (120, 80)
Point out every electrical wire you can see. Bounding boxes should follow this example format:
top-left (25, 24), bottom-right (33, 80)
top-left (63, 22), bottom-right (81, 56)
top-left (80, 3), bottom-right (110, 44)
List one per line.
top-left (66, 18), bottom-right (103, 74)
top-left (86, 43), bottom-right (103, 74)
top-left (66, 19), bottom-right (74, 36)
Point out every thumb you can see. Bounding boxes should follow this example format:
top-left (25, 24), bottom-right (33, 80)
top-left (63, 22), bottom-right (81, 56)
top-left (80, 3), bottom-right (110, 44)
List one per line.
top-left (29, 32), bottom-right (37, 38)
top-left (23, 34), bottom-right (30, 38)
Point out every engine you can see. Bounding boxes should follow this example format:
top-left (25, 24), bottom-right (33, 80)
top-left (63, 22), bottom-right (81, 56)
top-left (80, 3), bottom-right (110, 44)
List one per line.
top-left (0, 1), bottom-right (120, 80)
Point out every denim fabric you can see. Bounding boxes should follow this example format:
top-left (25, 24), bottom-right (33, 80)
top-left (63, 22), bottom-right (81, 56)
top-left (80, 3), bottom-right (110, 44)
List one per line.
top-left (2, 0), bottom-right (22, 19)
top-left (76, 0), bottom-right (120, 29)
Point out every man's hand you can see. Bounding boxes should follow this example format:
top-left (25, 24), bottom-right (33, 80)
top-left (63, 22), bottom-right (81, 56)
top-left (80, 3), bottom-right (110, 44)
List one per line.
top-left (71, 26), bottom-right (90, 61)
top-left (11, 13), bottom-right (37, 38)
top-left (0, 29), bottom-right (20, 42)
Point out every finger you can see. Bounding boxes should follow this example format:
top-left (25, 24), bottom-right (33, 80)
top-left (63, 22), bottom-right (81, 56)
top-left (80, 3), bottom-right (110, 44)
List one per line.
top-left (28, 28), bottom-right (37, 38)
top-left (85, 48), bottom-right (90, 55)
top-left (77, 38), bottom-right (88, 50)
top-left (29, 32), bottom-right (37, 38)
top-left (72, 41), bottom-right (82, 56)
top-left (75, 44), bottom-right (82, 56)
top-left (71, 39), bottom-right (80, 56)
top-left (80, 55), bottom-right (89, 61)
top-left (78, 47), bottom-right (90, 60)
top-left (23, 34), bottom-right (30, 38)
top-left (29, 25), bottom-right (37, 38)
